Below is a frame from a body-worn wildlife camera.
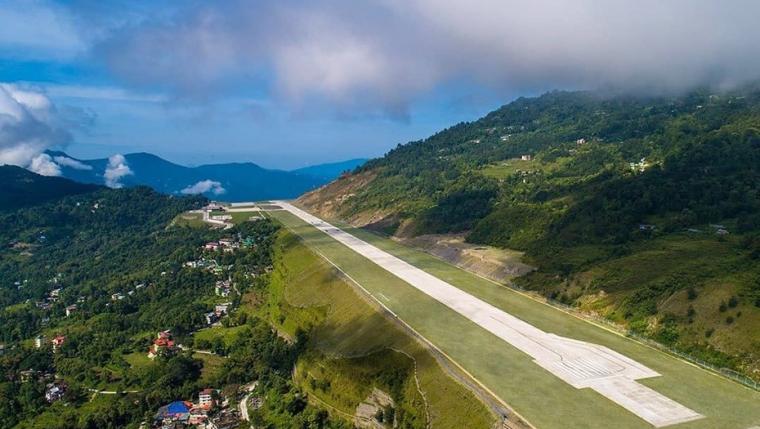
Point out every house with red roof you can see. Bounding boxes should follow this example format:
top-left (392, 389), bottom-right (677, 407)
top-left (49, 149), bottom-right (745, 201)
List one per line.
top-left (51, 335), bottom-right (65, 353)
top-left (148, 330), bottom-right (176, 359)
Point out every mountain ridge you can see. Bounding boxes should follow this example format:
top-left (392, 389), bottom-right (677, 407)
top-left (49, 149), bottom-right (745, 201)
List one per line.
top-left (45, 151), bottom-right (365, 201)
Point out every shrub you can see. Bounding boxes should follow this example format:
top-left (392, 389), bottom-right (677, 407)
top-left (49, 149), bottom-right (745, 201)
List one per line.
top-left (687, 287), bottom-right (698, 300)
top-left (725, 316), bottom-right (734, 325)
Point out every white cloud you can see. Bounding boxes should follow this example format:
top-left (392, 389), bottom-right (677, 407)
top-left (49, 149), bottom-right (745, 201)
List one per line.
top-left (180, 179), bottom-right (226, 195)
top-left (103, 154), bottom-right (133, 188)
top-left (28, 153), bottom-right (61, 176)
top-left (0, 83), bottom-right (69, 172)
top-left (53, 155), bottom-right (92, 170)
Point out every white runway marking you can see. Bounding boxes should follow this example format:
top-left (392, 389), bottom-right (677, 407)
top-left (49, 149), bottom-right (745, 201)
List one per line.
top-left (272, 201), bottom-right (703, 427)
top-left (378, 293), bottom-right (390, 302)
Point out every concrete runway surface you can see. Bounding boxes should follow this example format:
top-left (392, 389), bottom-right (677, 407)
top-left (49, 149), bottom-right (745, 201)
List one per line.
top-left (271, 201), bottom-right (703, 427)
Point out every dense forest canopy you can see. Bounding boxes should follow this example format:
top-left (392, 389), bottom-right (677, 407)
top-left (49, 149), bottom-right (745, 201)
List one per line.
top-left (350, 88), bottom-right (760, 248)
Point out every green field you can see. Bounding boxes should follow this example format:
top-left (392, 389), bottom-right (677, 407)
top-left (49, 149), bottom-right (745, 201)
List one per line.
top-left (193, 325), bottom-right (251, 347)
top-left (267, 209), bottom-right (760, 429)
top-left (230, 211), bottom-right (262, 224)
top-left (171, 211), bottom-right (207, 228)
top-left (480, 156), bottom-right (567, 179)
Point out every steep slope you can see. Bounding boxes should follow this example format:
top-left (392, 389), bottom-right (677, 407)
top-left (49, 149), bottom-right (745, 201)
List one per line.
top-left (297, 87), bottom-right (760, 379)
top-left (0, 165), bottom-right (100, 211)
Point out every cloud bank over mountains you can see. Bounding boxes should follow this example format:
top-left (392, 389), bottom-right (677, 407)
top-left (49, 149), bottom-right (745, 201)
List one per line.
top-left (40, 0), bottom-right (760, 114)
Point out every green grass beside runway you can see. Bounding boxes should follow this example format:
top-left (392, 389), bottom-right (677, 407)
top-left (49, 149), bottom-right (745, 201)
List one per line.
top-left (268, 209), bottom-right (760, 429)
top-left (264, 229), bottom-right (496, 428)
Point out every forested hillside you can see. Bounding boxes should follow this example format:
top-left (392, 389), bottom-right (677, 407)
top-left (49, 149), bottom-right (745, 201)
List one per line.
top-left (298, 86), bottom-right (760, 379)
top-left (0, 188), bottom-right (353, 428)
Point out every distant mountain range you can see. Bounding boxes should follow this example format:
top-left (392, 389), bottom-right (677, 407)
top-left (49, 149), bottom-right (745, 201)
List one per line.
top-left (45, 151), bottom-right (366, 201)
top-left (0, 165), bottom-right (101, 211)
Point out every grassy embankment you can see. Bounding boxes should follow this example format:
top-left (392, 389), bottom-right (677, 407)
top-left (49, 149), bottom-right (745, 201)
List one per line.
top-left (261, 230), bottom-right (495, 428)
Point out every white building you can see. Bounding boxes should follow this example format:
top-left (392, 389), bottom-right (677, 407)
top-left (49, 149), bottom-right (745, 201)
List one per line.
top-left (198, 389), bottom-right (215, 409)
top-left (65, 305), bottom-right (77, 317)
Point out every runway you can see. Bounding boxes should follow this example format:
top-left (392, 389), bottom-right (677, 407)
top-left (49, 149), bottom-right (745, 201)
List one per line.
top-left (270, 201), bottom-right (703, 427)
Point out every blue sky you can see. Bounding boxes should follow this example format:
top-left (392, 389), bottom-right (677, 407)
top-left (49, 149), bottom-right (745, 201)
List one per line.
top-left (0, 55), bottom-right (506, 168)
top-left (1, 0), bottom-right (759, 171)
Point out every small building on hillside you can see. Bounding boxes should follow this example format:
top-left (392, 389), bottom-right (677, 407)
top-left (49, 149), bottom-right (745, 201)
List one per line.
top-left (45, 382), bottom-right (67, 402)
top-left (148, 331), bottom-right (176, 359)
top-left (188, 407), bottom-right (209, 425)
top-left (205, 312), bottom-right (219, 325)
top-left (51, 335), bottom-right (65, 352)
top-left (34, 335), bottom-right (45, 349)
top-left (520, 154), bottom-right (532, 161)
top-left (215, 280), bottom-right (232, 297)
top-left (65, 304), bottom-right (77, 317)
top-left (19, 370), bottom-right (39, 383)
top-left (214, 303), bottom-right (231, 317)
top-left (198, 388), bottom-right (216, 410)
top-left (154, 400), bottom-right (192, 427)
